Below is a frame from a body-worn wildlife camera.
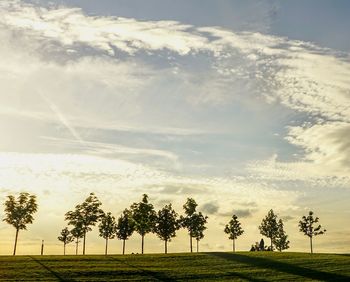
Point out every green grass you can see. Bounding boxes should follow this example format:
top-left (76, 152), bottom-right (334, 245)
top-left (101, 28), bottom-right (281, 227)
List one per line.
top-left (1, 252), bottom-right (349, 281)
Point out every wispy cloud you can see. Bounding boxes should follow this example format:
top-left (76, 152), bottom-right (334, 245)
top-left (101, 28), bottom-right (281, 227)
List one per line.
top-left (1, 0), bottom-right (350, 254)
top-left (40, 93), bottom-right (83, 143)
top-left (42, 136), bottom-right (179, 162)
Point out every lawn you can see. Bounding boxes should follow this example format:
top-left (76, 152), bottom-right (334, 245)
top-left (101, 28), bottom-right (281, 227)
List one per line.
top-left (0, 252), bottom-right (349, 281)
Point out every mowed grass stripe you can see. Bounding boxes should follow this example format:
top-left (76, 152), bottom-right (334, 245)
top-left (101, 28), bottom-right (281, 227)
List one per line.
top-left (0, 256), bottom-right (56, 281)
top-left (1, 252), bottom-right (350, 281)
top-left (33, 256), bottom-right (151, 281)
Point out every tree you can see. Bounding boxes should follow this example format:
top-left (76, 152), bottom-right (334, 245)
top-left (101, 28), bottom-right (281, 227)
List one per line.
top-left (192, 212), bottom-right (208, 253)
top-left (259, 209), bottom-right (279, 251)
top-left (58, 227), bottom-right (74, 255)
top-left (154, 204), bottom-right (180, 254)
top-left (273, 219), bottom-right (290, 252)
top-left (224, 214), bottom-right (244, 252)
top-left (180, 198), bottom-right (208, 253)
top-left (65, 193), bottom-right (103, 255)
top-left (71, 224), bottom-right (84, 255)
top-left (116, 209), bottom-right (135, 255)
top-left (3, 192), bottom-right (38, 255)
top-left (99, 212), bottom-right (117, 255)
top-left (180, 198), bottom-right (197, 253)
top-left (299, 211), bottom-right (326, 254)
top-left (130, 194), bottom-right (156, 254)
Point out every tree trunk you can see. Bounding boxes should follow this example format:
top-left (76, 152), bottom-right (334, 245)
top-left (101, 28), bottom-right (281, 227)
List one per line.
top-left (83, 231), bottom-right (86, 255)
top-left (75, 238), bottom-right (79, 255)
top-left (122, 239), bottom-right (126, 255)
top-left (190, 234), bottom-right (193, 253)
top-left (64, 243), bottom-right (66, 255)
top-left (13, 228), bottom-right (19, 256)
top-left (196, 239), bottom-right (199, 253)
top-left (310, 236), bottom-right (313, 254)
top-left (270, 237), bottom-right (273, 251)
top-left (165, 240), bottom-right (168, 254)
top-left (233, 239), bottom-right (235, 252)
top-left (141, 235), bottom-right (144, 254)
top-left (105, 238), bottom-right (108, 255)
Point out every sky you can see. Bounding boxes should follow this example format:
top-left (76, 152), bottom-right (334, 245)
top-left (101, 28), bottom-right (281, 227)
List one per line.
top-left (0, 0), bottom-right (350, 255)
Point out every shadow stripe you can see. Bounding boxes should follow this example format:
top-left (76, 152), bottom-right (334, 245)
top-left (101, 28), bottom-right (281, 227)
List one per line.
top-left (108, 256), bottom-right (177, 282)
top-left (209, 252), bottom-right (350, 282)
top-left (28, 256), bottom-right (74, 282)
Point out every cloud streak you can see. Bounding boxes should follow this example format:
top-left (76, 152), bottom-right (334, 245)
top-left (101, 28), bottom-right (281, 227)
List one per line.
top-left (0, 0), bottom-right (350, 254)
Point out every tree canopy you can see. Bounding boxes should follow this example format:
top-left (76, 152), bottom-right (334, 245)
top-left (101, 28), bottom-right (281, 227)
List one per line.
top-left (130, 194), bottom-right (156, 254)
top-left (259, 209), bottom-right (279, 250)
top-left (98, 212), bottom-right (117, 255)
top-left (224, 214), bottom-right (244, 252)
top-left (65, 193), bottom-right (103, 255)
top-left (154, 204), bottom-right (180, 254)
top-left (116, 209), bottom-right (135, 255)
top-left (299, 211), bottom-right (326, 254)
top-left (273, 219), bottom-right (290, 252)
top-left (3, 192), bottom-right (38, 255)
top-left (57, 227), bottom-right (74, 255)
top-left (181, 198), bottom-right (208, 253)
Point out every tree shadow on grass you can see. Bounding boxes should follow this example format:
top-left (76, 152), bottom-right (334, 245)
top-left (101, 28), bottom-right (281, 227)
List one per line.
top-left (29, 256), bottom-right (75, 282)
top-left (109, 256), bottom-right (177, 282)
top-left (111, 255), bottom-right (268, 282)
top-left (210, 253), bottom-right (350, 281)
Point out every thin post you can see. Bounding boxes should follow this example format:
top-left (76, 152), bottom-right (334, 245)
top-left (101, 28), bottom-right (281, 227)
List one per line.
top-left (41, 240), bottom-right (44, 255)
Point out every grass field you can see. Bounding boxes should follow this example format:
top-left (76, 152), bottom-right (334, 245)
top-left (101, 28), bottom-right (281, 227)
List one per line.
top-left (1, 252), bottom-right (350, 281)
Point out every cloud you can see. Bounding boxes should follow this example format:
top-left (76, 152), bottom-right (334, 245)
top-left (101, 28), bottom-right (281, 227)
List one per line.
top-left (287, 122), bottom-right (350, 171)
top-left (0, 1), bottom-right (208, 56)
top-left (220, 209), bottom-right (255, 218)
top-left (1, 0), bottom-right (349, 188)
top-left (201, 202), bottom-right (219, 215)
top-left (42, 137), bottom-right (179, 163)
top-left (0, 0), bottom-right (350, 254)
top-left (281, 215), bottom-right (294, 222)
top-left (143, 184), bottom-right (209, 195)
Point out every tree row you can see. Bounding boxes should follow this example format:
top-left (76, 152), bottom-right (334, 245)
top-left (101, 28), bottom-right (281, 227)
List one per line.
top-left (3, 192), bottom-right (326, 255)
